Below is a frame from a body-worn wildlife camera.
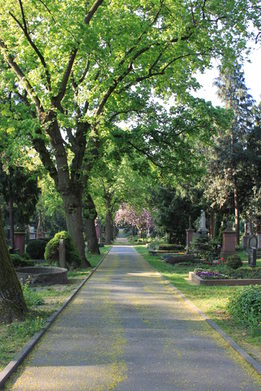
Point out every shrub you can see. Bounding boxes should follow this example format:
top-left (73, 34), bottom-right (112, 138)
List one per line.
top-left (26, 239), bottom-right (48, 259)
top-left (158, 244), bottom-right (184, 251)
top-left (10, 253), bottom-right (34, 267)
top-left (188, 237), bottom-right (220, 262)
top-left (162, 254), bottom-right (198, 264)
top-left (44, 231), bottom-right (81, 269)
top-left (227, 286), bottom-right (261, 334)
top-left (226, 255), bottom-right (242, 270)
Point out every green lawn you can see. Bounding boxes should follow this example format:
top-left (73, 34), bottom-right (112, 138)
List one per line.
top-left (0, 246), bottom-right (111, 371)
top-left (135, 245), bottom-right (261, 364)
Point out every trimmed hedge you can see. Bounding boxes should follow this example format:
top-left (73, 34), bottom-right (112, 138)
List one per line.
top-left (26, 239), bottom-right (48, 259)
top-left (44, 231), bottom-right (81, 269)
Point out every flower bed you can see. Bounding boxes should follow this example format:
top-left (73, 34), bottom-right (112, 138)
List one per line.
top-left (189, 271), bottom-right (261, 286)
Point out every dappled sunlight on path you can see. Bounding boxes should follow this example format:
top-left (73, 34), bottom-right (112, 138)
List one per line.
top-left (8, 245), bottom-right (261, 390)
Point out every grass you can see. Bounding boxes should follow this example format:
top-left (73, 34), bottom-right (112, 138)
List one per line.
top-left (135, 245), bottom-right (261, 364)
top-left (0, 245), bottom-right (111, 371)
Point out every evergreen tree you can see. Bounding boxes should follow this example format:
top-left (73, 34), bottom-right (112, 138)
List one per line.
top-left (205, 62), bottom-right (256, 243)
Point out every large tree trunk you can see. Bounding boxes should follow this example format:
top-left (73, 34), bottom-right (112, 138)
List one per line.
top-left (105, 210), bottom-right (114, 244)
top-left (83, 194), bottom-right (100, 254)
top-left (0, 212), bottom-right (27, 323)
top-left (85, 218), bottom-right (100, 254)
top-left (62, 191), bottom-right (90, 267)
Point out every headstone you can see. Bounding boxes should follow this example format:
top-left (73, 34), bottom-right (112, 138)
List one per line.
top-left (246, 235), bottom-right (258, 267)
top-left (29, 226), bottom-right (36, 240)
top-left (186, 228), bottom-right (195, 251)
top-left (198, 210), bottom-right (208, 236)
top-left (257, 233), bottom-right (261, 250)
top-left (14, 232), bottom-right (26, 255)
top-left (59, 239), bottom-right (66, 268)
top-left (221, 227), bottom-right (236, 257)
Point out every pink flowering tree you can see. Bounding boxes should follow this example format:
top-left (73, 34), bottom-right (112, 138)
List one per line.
top-left (115, 204), bottom-right (154, 237)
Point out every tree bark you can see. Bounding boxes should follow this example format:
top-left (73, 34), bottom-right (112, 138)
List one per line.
top-left (233, 177), bottom-right (240, 245)
top-left (0, 212), bottom-right (27, 323)
top-left (105, 210), bottom-right (114, 244)
top-left (62, 191), bottom-right (90, 267)
top-left (83, 194), bottom-right (100, 254)
top-left (85, 218), bottom-right (100, 254)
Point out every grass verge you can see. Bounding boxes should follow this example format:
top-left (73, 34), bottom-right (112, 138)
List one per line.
top-left (0, 245), bottom-right (111, 371)
top-left (135, 245), bottom-right (261, 364)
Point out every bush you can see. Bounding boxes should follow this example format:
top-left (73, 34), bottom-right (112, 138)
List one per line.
top-left (188, 237), bottom-right (220, 262)
top-left (227, 285), bottom-right (261, 334)
top-left (162, 254), bottom-right (198, 264)
top-left (10, 253), bottom-right (34, 267)
top-left (226, 255), bottom-right (242, 270)
top-left (26, 239), bottom-right (48, 259)
top-left (44, 231), bottom-right (81, 269)
top-left (158, 244), bottom-right (184, 251)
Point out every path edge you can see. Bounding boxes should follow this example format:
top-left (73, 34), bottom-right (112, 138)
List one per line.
top-left (134, 247), bottom-right (261, 377)
top-left (0, 249), bottom-right (110, 389)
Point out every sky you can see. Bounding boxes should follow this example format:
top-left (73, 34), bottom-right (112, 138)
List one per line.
top-left (195, 45), bottom-right (261, 106)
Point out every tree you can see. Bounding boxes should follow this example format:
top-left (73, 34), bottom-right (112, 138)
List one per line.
top-left (0, 0), bottom-right (258, 262)
top-left (151, 187), bottom-right (201, 244)
top-left (115, 204), bottom-right (154, 237)
top-left (0, 211), bottom-right (27, 322)
top-left (205, 62), bottom-right (256, 243)
top-left (0, 165), bottom-right (40, 247)
top-left (36, 174), bottom-right (67, 237)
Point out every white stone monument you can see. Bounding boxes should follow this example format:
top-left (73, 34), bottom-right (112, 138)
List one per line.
top-left (198, 210), bottom-right (208, 236)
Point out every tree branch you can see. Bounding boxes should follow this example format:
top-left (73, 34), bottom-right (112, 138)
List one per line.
top-left (0, 40), bottom-right (43, 115)
top-left (126, 140), bottom-right (164, 169)
top-left (95, 31), bottom-right (194, 116)
top-left (9, 1), bottom-right (52, 91)
top-left (84, 0), bottom-right (104, 25)
top-left (52, 49), bottom-right (78, 108)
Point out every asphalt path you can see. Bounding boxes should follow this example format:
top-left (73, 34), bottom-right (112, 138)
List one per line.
top-left (8, 244), bottom-right (261, 390)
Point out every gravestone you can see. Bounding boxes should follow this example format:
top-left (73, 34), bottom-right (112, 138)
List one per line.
top-left (247, 235), bottom-right (257, 267)
top-left (186, 228), bottom-right (195, 251)
top-left (29, 226), bottom-right (36, 240)
top-left (221, 226), bottom-right (236, 257)
top-left (198, 210), bottom-right (208, 237)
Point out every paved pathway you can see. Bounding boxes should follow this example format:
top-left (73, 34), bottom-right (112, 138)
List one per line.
top-left (8, 246), bottom-right (261, 390)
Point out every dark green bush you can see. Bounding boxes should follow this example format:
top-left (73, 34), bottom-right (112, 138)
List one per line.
top-left (26, 239), bottom-right (48, 259)
top-left (158, 244), bottom-right (184, 251)
top-left (44, 231), bottom-right (81, 269)
top-left (188, 237), bottom-right (219, 261)
top-left (226, 255), bottom-right (242, 270)
top-left (227, 286), bottom-right (261, 334)
top-left (10, 254), bottom-right (34, 267)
